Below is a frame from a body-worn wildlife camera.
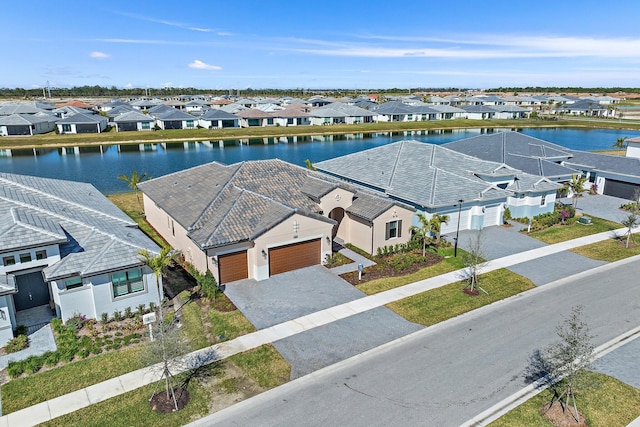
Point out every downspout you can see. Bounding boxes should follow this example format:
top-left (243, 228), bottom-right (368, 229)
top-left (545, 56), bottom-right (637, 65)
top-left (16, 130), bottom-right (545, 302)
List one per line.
top-left (371, 221), bottom-right (374, 256)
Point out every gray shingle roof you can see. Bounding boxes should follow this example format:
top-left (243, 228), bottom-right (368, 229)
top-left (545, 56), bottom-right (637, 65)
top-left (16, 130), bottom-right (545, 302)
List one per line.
top-left (0, 173), bottom-right (159, 281)
top-left (0, 113), bottom-right (56, 126)
top-left (113, 110), bottom-right (152, 122)
top-left (56, 112), bottom-right (106, 124)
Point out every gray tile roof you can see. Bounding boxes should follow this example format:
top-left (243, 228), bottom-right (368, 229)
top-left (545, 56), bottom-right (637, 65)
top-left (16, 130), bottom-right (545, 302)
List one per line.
top-left (444, 132), bottom-right (577, 179)
top-left (445, 131), bottom-right (640, 180)
top-left (56, 112), bottom-right (106, 124)
top-left (113, 110), bottom-right (152, 123)
top-left (311, 102), bottom-right (375, 118)
top-left (316, 140), bottom-right (559, 208)
top-left (0, 114), bottom-right (56, 126)
top-left (156, 109), bottom-right (196, 121)
top-left (0, 173), bottom-right (159, 281)
top-left (200, 109), bottom-right (239, 120)
top-left (346, 193), bottom-right (395, 221)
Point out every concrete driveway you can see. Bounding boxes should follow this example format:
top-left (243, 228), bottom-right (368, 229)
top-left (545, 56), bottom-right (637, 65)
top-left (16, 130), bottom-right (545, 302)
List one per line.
top-left (559, 193), bottom-right (630, 224)
top-left (448, 223), bottom-right (606, 286)
top-left (224, 266), bottom-right (422, 379)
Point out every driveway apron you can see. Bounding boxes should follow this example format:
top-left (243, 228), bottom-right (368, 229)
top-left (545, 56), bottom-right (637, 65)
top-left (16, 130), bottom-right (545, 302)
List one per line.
top-left (224, 266), bottom-right (422, 379)
top-left (449, 224), bottom-right (606, 286)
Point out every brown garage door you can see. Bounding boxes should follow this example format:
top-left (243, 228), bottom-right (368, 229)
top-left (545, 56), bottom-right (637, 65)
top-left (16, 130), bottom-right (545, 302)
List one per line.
top-left (269, 239), bottom-right (321, 276)
top-left (218, 251), bottom-right (248, 283)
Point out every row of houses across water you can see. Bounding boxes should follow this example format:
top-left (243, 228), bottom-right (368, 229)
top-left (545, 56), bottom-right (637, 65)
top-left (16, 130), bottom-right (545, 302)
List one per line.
top-left (0, 93), bottom-right (622, 137)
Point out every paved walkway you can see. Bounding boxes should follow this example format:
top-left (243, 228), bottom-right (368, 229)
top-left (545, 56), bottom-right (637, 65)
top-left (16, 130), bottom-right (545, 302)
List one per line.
top-left (329, 246), bottom-right (376, 275)
top-left (1, 225), bottom-right (637, 427)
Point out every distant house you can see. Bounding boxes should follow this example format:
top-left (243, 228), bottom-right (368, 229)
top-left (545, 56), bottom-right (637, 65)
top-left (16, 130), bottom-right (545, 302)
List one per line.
top-left (272, 103), bottom-right (311, 126)
top-left (489, 105), bottom-right (531, 119)
top-left (372, 102), bottom-right (414, 122)
top-left (0, 173), bottom-right (161, 345)
top-left (198, 109), bottom-right (239, 129)
top-left (0, 113), bottom-right (57, 136)
top-left (236, 109), bottom-right (276, 127)
top-left (155, 110), bottom-right (197, 130)
top-left (113, 110), bottom-right (155, 132)
top-left (460, 105), bottom-right (496, 120)
top-left (139, 160), bottom-right (414, 283)
top-left (310, 102), bottom-right (375, 125)
top-left (56, 113), bottom-right (108, 134)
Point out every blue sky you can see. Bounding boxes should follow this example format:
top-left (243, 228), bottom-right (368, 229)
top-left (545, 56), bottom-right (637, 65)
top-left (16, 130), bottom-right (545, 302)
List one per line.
top-left (4, 1), bottom-right (640, 90)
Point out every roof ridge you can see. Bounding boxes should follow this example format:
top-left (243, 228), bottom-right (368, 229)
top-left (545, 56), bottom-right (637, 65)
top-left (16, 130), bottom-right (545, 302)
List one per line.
top-left (387, 141), bottom-right (406, 189)
top-left (82, 237), bottom-right (116, 275)
top-left (10, 207), bottom-right (67, 240)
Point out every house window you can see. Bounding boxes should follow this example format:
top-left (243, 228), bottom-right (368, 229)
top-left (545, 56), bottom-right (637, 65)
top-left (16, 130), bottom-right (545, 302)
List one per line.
top-left (267, 118), bottom-right (274, 125)
top-left (407, 114), bottom-right (413, 121)
top-left (36, 250), bottom-right (47, 260)
top-left (141, 121), bottom-right (151, 130)
top-left (65, 276), bottom-right (83, 290)
top-left (111, 268), bottom-right (144, 297)
top-left (287, 118), bottom-right (294, 125)
top-left (186, 120), bottom-right (194, 128)
top-left (385, 220), bottom-right (402, 240)
top-left (2, 256), bottom-right (15, 266)
top-left (62, 124), bottom-right (72, 133)
top-left (541, 194), bottom-right (547, 206)
top-left (19, 253), bottom-right (32, 263)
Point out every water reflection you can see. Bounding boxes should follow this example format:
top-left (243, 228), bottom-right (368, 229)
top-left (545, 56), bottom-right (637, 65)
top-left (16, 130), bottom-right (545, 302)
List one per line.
top-left (1, 127), bottom-right (638, 194)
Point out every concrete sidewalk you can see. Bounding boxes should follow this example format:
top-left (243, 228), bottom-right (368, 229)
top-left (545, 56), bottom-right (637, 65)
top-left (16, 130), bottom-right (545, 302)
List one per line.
top-left (1, 226), bottom-right (636, 427)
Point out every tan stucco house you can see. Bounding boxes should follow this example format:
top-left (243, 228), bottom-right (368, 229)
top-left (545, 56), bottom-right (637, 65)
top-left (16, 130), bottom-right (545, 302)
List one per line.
top-left (139, 159), bottom-right (414, 284)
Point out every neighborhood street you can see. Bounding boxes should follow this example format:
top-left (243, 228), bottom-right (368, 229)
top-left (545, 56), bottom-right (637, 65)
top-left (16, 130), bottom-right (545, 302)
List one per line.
top-left (192, 258), bottom-right (640, 427)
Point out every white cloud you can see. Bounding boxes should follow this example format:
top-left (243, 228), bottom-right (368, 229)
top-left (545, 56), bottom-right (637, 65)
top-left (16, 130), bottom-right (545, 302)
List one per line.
top-left (89, 51), bottom-right (110, 59)
top-left (124, 83), bottom-right (133, 88)
top-left (162, 82), bottom-right (173, 88)
top-left (188, 60), bottom-right (222, 71)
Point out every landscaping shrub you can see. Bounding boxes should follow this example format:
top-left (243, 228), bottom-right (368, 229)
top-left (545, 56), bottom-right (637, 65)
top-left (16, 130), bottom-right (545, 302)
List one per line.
top-left (503, 206), bottom-right (512, 221)
top-left (14, 324), bottom-right (28, 337)
top-left (113, 310), bottom-right (123, 322)
top-left (5, 335), bottom-right (29, 353)
top-left (124, 306), bottom-right (133, 319)
top-left (66, 314), bottom-right (86, 332)
top-left (137, 304), bottom-right (146, 316)
top-left (23, 355), bottom-right (43, 374)
top-left (42, 350), bottom-right (60, 367)
top-left (7, 361), bottom-right (24, 378)
top-left (100, 312), bottom-right (109, 324)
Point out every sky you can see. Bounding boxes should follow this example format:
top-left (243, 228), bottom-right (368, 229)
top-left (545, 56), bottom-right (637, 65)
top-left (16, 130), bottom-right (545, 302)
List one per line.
top-left (4, 0), bottom-right (640, 90)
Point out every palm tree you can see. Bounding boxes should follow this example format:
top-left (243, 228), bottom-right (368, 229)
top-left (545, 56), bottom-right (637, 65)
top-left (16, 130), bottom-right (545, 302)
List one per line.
top-left (138, 247), bottom-right (181, 410)
top-left (118, 171), bottom-right (150, 213)
top-left (429, 214), bottom-right (449, 245)
top-left (612, 136), bottom-right (627, 152)
top-left (565, 174), bottom-right (588, 209)
top-left (410, 213), bottom-right (431, 256)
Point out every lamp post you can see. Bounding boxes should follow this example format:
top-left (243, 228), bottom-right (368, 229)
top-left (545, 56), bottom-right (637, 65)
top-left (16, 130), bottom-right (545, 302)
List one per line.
top-left (454, 199), bottom-right (463, 257)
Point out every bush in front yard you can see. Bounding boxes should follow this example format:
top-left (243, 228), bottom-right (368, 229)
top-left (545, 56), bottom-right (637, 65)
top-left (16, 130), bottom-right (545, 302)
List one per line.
top-left (5, 334), bottom-right (29, 353)
top-left (7, 361), bottom-right (25, 378)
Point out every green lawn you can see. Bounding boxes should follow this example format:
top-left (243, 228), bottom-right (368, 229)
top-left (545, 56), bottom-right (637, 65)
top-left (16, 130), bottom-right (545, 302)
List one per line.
top-left (387, 269), bottom-right (535, 326)
top-left (489, 371), bottom-right (640, 427)
top-left (2, 346), bottom-right (146, 414)
top-left (357, 248), bottom-right (465, 295)
top-left (107, 192), bottom-right (167, 247)
top-left (570, 237), bottom-right (640, 261)
top-left (526, 216), bottom-right (621, 244)
top-left (37, 345), bottom-right (288, 427)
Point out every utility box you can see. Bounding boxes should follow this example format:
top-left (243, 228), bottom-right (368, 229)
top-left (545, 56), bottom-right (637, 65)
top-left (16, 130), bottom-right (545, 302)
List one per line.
top-left (578, 216), bottom-right (592, 225)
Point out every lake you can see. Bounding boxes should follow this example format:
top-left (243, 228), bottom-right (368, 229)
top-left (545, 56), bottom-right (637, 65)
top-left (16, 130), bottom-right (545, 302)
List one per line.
top-left (1, 127), bottom-right (638, 194)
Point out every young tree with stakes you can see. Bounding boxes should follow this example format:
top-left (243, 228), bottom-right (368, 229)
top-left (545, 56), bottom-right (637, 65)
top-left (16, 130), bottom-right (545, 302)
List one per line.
top-left (461, 230), bottom-right (488, 295)
top-left (536, 306), bottom-right (595, 424)
top-left (138, 247), bottom-right (184, 412)
top-left (429, 213), bottom-right (449, 245)
top-left (410, 213), bottom-right (432, 257)
top-left (621, 212), bottom-right (639, 248)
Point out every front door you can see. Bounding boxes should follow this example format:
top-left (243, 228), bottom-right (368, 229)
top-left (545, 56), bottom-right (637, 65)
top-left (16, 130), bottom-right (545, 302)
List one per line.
top-left (14, 271), bottom-right (50, 310)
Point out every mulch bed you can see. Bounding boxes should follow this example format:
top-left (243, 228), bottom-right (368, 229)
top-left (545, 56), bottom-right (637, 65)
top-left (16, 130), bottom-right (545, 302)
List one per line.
top-left (340, 252), bottom-right (443, 286)
top-left (149, 387), bottom-right (190, 413)
top-left (540, 402), bottom-right (588, 427)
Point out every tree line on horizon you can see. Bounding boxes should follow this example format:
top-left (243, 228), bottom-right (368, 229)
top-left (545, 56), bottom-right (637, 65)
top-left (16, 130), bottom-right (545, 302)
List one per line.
top-left (1, 85), bottom-right (639, 99)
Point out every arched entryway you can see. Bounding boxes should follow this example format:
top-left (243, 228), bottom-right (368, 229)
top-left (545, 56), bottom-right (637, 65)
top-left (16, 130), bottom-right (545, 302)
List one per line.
top-left (328, 207), bottom-right (345, 239)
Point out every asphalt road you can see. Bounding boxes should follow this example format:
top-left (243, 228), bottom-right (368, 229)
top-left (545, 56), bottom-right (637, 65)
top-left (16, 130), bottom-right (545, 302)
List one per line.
top-left (191, 257), bottom-right (640, 427)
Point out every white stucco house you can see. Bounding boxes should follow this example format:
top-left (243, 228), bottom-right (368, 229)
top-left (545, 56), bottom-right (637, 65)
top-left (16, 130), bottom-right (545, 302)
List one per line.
top-left (0, 173), bottom-right (162, 346)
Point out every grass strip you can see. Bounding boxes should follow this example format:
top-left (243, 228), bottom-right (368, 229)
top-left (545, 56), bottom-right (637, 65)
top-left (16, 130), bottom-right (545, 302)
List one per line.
top-left (489, 371), bottom-right (640, 427)
top-left (228, 345), bottom-right (290, 389)
top-left (526, 215), bottom-right (621, 244)
top-left (107, 192), bottom-right (167, 247)
top-left (387, 269), bottom-right (535, 326)
top-left (2, 346), bottom-right (145, 414)
top-left (570, 238), bottom-right (640, 261)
